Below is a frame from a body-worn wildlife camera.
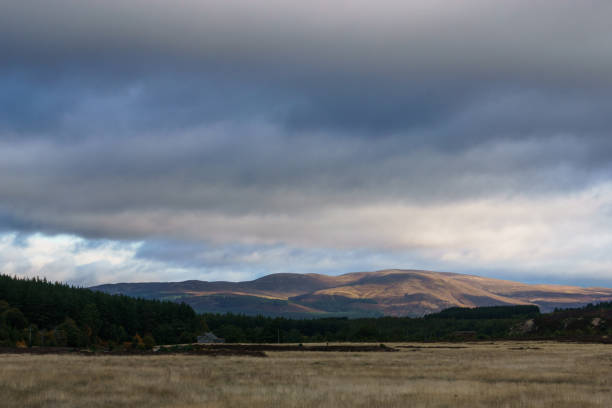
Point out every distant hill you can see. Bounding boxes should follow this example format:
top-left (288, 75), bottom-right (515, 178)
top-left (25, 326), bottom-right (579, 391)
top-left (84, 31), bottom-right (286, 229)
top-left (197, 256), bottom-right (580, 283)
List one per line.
top-left (91, 269), bottom-right (612, 317)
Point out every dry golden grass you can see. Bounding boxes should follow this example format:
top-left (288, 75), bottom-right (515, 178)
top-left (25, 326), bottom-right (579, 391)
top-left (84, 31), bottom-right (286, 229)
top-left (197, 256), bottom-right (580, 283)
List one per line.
top-left (1, 342), bottom-right (611, 407)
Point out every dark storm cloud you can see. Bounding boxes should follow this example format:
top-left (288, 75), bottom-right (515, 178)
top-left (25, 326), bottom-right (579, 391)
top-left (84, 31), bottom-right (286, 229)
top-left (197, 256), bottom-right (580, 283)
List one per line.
top-left (1, 76), bottom-right (611, 238)
top-left (0, 212), bottom-right (42, 234)
top-left (3, 69), bottom-right (612, 147)
top-left (2, 0), bottom-right (612, 150)
top-left (2, 1), bottom-right (612, 82)
top-left (2, 1), bottom-right (612, 283)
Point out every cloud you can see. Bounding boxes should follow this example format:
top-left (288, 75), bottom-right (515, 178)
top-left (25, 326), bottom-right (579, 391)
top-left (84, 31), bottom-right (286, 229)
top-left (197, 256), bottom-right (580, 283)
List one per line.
top-left (0, 232), bottom-right (424, 285)
top-left (1, 1), bottom-right (612, 285)
top-left (0, 124), bottom-right (610, 221)
top-left (3, 220), bottom-right (612, 287)
top-left (2, 1), bottom-right (612, 84)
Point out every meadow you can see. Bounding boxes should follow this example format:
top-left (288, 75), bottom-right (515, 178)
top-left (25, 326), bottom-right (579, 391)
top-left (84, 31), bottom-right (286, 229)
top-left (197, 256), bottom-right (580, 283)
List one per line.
top-left (1, 342), bottom-right (610, 408)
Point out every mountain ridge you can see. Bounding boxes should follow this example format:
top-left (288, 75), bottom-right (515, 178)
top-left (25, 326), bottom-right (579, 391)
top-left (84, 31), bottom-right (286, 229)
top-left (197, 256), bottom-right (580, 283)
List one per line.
top-left (91, 269), bottom-right (612, 317)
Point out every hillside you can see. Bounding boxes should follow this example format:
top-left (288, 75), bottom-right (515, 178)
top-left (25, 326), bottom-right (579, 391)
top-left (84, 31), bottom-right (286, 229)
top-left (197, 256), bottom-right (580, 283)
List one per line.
top-left (91, 269), bottom-right (612, 317)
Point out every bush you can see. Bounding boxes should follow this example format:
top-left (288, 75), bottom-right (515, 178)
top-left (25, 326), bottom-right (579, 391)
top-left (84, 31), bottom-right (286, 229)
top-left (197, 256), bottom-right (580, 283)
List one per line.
top-left (57, 318), bottom-right (84, 347)
top-left (132, 334), bottom-right (144, 349)
top-left (143, 334), bottom-right (156, 350)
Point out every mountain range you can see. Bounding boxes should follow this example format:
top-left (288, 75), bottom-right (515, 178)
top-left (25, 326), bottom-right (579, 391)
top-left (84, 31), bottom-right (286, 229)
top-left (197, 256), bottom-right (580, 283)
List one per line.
top-left (91, 269), bottom-right (612, 317)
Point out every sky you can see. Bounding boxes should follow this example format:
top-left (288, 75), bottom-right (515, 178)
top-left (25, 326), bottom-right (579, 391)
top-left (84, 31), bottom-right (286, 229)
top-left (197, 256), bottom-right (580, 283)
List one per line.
top-left (1, 1), bottom-right (612, 287)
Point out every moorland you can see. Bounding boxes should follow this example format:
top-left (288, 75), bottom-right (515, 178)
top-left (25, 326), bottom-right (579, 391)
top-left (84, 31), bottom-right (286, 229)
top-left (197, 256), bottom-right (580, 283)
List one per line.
top-left (1, 342), bottom-right (610, 408)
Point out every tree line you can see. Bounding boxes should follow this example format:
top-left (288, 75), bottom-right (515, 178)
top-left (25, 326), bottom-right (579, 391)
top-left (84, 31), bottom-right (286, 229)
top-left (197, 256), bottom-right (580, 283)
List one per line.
top-left (0, 274), bottom-right (206, 348)
top-left (203, 305), bottom-right (540, 343)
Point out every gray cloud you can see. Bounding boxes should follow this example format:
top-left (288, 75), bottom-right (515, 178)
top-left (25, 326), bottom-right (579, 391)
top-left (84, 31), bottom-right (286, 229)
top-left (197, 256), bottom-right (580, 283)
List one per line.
top-left (2, 1), bottom-right (612, 284)
top-left (2, 1), bottom-right (612, 83)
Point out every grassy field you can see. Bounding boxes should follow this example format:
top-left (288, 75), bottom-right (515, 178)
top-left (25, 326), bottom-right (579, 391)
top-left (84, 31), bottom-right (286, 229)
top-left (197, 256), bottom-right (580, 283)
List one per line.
top-left (1, 342), bottom-right (610, 407)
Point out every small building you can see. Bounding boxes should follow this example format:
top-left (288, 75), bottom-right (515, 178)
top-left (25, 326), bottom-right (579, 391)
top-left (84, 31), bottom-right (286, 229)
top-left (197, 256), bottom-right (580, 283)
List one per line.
top-left (197, 332), bottom-right (225, 344)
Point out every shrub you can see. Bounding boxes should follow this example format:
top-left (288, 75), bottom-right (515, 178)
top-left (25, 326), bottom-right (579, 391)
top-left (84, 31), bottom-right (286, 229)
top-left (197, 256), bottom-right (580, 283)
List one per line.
top-left (143, 334), bottom-right (156, 350)
top-left (132, 334), bottom-right (144, 349)
top-left (57, 318), bottom-right (84, 347)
